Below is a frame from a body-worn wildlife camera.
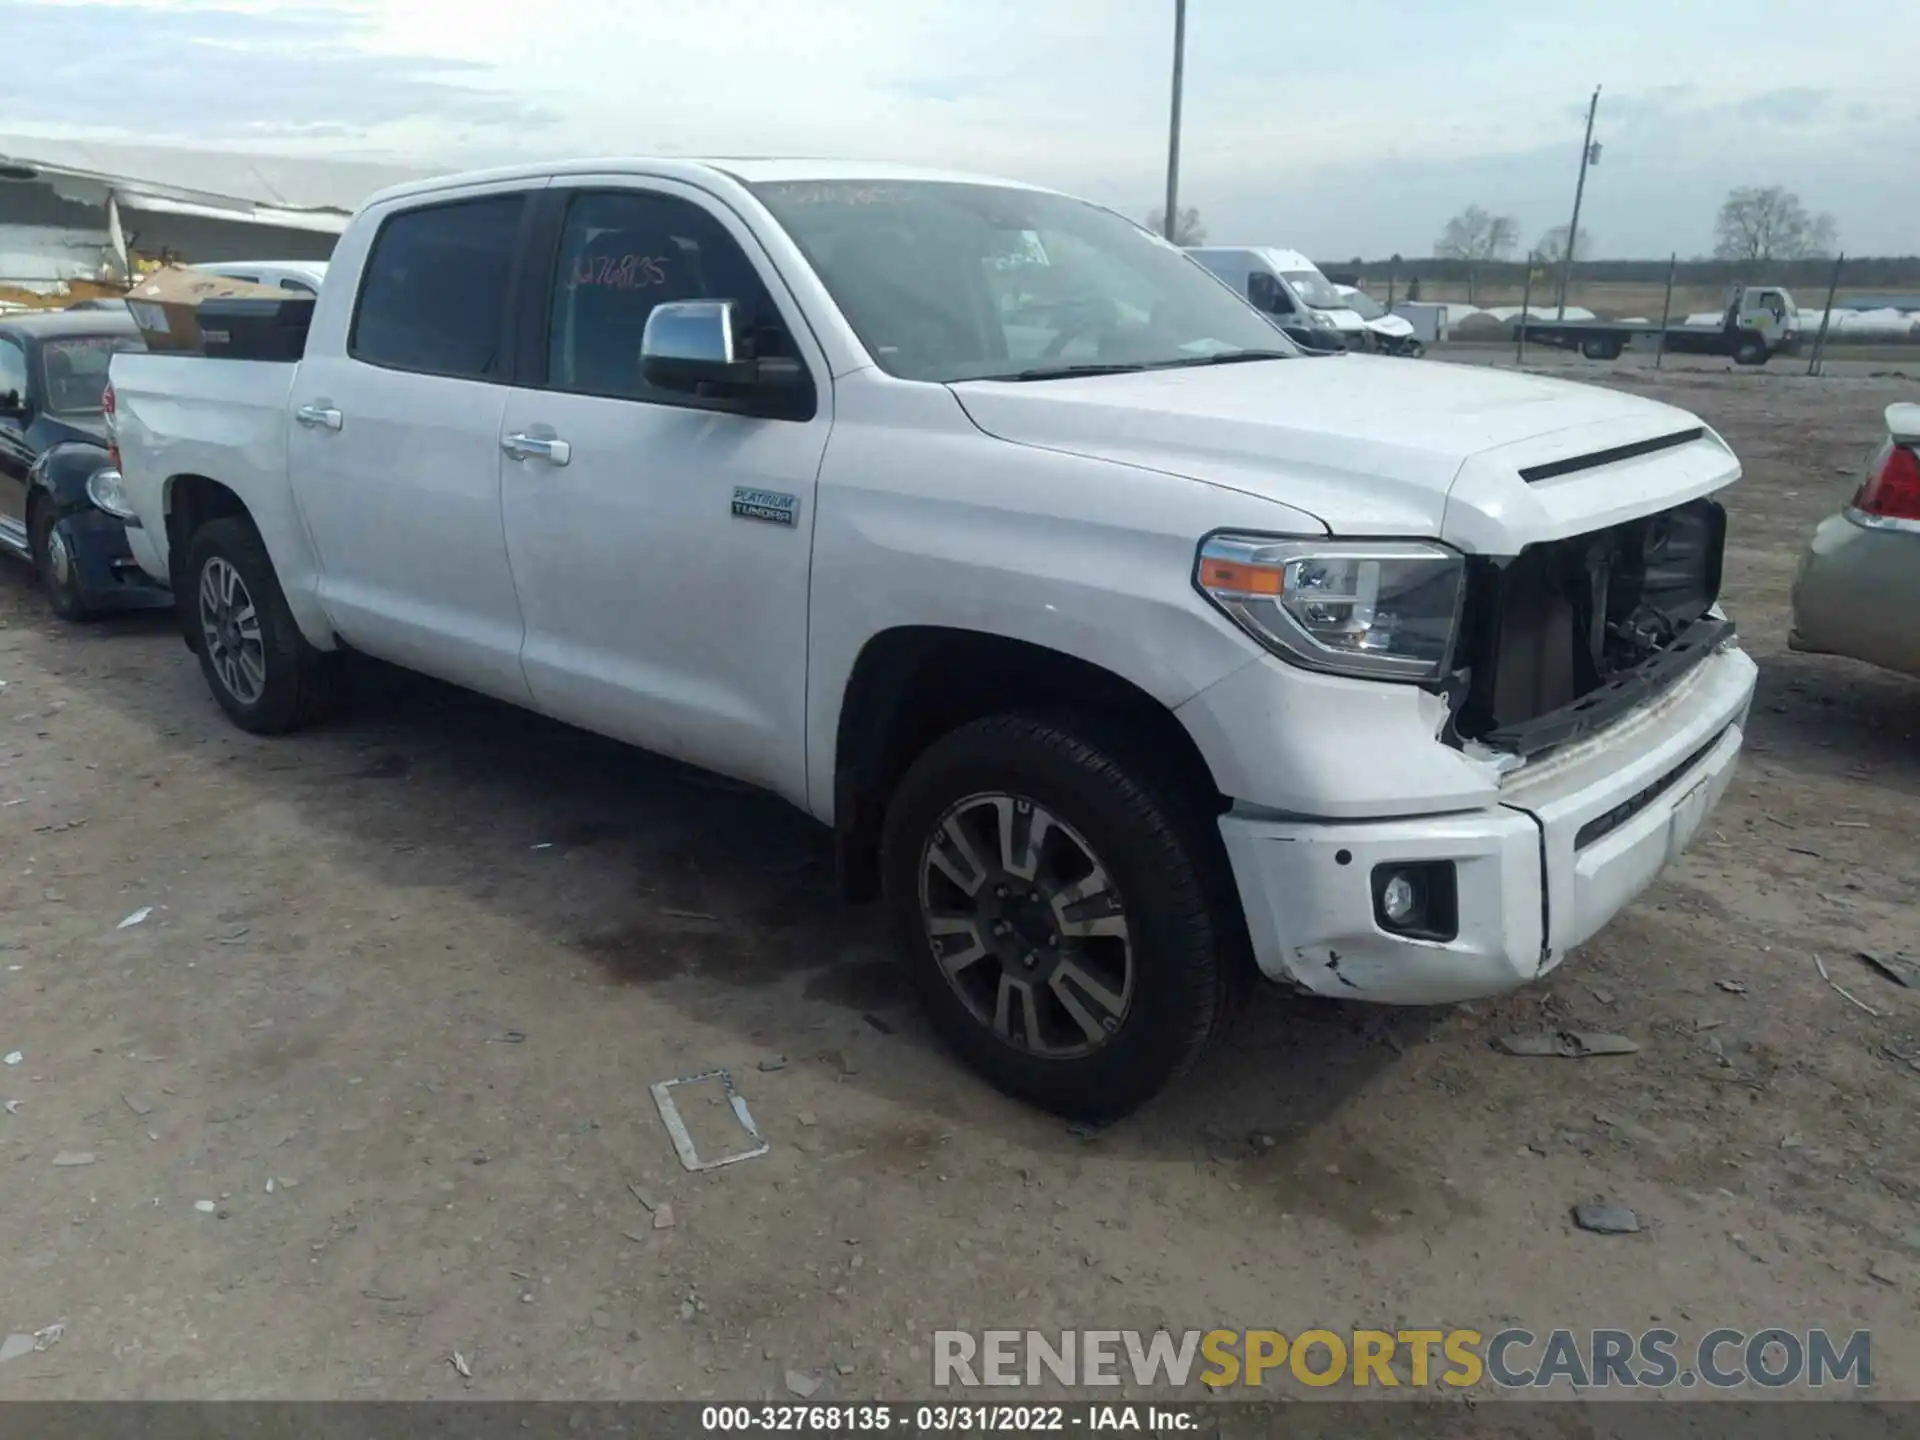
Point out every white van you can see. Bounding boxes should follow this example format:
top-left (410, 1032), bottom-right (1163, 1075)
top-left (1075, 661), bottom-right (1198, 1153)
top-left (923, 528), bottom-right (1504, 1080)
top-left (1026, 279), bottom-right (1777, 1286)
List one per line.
top-left (1187, 247), bottom-right (1369, 348)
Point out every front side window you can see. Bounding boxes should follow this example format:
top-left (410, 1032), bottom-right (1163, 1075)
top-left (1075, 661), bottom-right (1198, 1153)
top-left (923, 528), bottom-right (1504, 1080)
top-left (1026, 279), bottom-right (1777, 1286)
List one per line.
top-left (41, 335), bottom-right (144, 414)
top-left (751, 180), bottom-right (1292, 382)
top-left (0, 339), bottom-right (25, 412)
top-left (351, 194), bottom-right (525, 379)
top-left (1248, 272), bottom-right (1296, 315)
top-left (543, 189), bottom-right (798, 404)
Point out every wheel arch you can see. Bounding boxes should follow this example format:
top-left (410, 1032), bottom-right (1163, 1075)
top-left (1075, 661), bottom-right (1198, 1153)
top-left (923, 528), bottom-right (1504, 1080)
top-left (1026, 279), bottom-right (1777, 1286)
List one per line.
top-left (163, 472), bottom-right (335, 653)
top-left (164, 473), bottom-right (251, 651)
top-left (830, 626), bottom-right (1227, 902)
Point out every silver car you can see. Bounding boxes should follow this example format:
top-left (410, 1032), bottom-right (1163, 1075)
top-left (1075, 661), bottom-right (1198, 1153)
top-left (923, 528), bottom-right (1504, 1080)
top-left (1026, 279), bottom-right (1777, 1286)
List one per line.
top-left (1790, 402), bottom-right (1920, 678)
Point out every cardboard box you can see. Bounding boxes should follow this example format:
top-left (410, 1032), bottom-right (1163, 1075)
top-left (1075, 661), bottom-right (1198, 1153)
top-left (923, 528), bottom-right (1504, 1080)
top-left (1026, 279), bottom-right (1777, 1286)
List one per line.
top-left (124, 266), bottom-right (286, 353)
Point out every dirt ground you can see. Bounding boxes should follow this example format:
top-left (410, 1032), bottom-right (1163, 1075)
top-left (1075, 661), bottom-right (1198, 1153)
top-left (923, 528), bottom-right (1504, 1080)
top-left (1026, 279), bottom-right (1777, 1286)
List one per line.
top-left (3, 358), bottom-right (1919, 1405)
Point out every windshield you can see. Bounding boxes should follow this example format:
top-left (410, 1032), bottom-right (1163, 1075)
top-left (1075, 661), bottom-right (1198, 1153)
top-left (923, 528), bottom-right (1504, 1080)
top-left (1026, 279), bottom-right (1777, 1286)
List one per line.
top-left (1341, 289), bottom-right (1386, 321)
top-left (40, 335), bottom-right (143, 415)
top-left (751, 180), bottom-right (1294, 381)
top-left (1284, 270), bottom-right (1349, 310)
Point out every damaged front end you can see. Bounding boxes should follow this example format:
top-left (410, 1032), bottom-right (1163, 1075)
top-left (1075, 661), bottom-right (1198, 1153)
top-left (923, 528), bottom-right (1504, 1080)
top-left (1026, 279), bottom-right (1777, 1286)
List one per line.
top-left (1446, 497), bottom-right (1730, 758)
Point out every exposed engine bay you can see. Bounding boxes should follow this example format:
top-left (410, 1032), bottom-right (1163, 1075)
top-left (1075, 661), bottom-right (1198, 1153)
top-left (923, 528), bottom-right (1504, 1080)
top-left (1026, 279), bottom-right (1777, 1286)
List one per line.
top-left (1449, 497), bottom-right (1729, 756)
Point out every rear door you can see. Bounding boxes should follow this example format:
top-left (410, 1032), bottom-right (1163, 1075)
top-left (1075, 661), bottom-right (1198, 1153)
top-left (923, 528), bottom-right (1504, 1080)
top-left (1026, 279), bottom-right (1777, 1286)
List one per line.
top-left (287, 181), bottom-right (544, 702)
top-left (494, 177), bottom-right (832, 803)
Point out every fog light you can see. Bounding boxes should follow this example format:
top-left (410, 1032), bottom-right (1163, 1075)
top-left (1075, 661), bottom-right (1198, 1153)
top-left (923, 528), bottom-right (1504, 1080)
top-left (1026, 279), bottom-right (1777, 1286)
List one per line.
top-left (1370, 861), bottom-right (1460, 941)
top-left (1380, 870), bottom-right (1419, 925)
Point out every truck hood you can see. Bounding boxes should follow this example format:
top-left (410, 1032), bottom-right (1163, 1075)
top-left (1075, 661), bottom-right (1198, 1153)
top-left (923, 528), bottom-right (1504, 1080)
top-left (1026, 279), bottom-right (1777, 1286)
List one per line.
top-left (949, 356), bottom-right (1740, 552)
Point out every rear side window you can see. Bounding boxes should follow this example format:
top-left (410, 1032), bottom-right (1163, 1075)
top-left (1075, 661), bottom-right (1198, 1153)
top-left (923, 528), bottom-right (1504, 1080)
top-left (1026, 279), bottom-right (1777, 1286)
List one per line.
top-left (351, 195), bottom-right (524, 379)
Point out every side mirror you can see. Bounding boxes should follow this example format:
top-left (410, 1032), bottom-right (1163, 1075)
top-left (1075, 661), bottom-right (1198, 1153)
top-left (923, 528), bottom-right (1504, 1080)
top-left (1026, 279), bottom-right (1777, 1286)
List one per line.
top-left (640, 300), bottom-right (755, 392)
top-left (640, 299), bottom-right (812, 417)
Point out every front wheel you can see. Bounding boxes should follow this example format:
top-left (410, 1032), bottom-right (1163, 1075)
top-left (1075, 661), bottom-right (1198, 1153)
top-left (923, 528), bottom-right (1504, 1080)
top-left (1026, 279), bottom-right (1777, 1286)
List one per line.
top-left (1580, 337), bottom-right (1622, 361)
top-left (185, 517), bottom-right (336, 733)
top-left (30, 505), bottom-right (97, 622)
top-left (1733, 337), bottom-right (1769, 366)
top-left (880, 714), bottom-right (1246, 1117)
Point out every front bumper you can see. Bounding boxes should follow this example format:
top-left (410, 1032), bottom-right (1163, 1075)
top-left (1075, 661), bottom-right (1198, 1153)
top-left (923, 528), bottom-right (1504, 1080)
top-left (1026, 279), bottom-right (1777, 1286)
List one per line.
top-left (1219, 642), bottom-right (1756, 1003)
top-left (1788, 510), bottom-right (1920, 680)
top-left (54, 507), bottom-right (172, 612)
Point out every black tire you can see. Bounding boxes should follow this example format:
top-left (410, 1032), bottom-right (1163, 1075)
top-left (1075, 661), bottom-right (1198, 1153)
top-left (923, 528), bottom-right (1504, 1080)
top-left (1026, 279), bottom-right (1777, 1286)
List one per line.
top-left (184, 516), bottom-right (336, 733)
top-left (880, 713), bottom-right (1248, 1118)
top-left (1402, 340), bottom-right (1425, 359)
top-left (1580, 337), bottom-right (1622, 361)
top-left (1733, 337), bottom-right (1768, 366)
top-left (29, 503), bottom-right (97, 622)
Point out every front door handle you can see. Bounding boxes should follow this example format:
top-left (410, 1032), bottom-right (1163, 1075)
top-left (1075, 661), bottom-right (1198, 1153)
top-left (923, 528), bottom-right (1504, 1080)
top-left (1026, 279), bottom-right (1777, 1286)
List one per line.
top-left (294, 404), bottom-right (342, 431)
top-left (502, 432), bottom-right (571, 466)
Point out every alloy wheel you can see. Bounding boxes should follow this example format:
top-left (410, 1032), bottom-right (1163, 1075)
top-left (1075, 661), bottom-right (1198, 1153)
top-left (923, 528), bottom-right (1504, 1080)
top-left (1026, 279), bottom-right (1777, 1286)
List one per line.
top-left (917, 792), bottom-right (1135, 1059)
top-left (198, 557), bottom-right (266, 706)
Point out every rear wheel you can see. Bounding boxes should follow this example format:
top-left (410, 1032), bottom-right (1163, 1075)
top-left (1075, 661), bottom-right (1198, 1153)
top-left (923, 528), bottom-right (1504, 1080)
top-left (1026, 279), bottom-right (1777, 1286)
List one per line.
top-left (185, 517), bottom-right (336, 733)
top-left (880, 713), bottom-right (1246, 1117)
top-left (29, 503), bottom-right (97, 622)
top-left (1733, 337), bottom-right (1768, 365)
top-left (1580, 336), bottom-right (1623, 361)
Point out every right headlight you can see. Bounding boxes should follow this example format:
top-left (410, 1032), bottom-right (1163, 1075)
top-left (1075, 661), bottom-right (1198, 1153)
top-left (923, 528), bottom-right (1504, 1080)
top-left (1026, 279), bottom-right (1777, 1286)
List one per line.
top-left (86, 467), bottom-right (139, 522)
top-left (1195, 535), bottom-right (1465, 681)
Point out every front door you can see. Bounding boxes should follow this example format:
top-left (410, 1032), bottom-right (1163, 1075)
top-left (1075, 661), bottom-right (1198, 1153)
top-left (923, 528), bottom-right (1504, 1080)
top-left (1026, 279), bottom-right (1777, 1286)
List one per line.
top-left (286, 183), bottom-right (540, 703)
top-left (496, 178), bottom-right (832, 805)
top-left (0, 336), bottom-right (31, 547)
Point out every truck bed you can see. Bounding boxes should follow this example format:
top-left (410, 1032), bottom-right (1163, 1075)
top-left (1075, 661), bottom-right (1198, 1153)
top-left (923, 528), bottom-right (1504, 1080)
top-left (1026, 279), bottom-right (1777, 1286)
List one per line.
top-left (107, 352), bottom-right (302, 585)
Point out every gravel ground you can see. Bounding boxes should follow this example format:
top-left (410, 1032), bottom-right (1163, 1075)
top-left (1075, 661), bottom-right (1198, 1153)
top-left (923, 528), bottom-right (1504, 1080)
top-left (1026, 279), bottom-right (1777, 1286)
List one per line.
top-left (1, 361), bottom-right (1917, 1403)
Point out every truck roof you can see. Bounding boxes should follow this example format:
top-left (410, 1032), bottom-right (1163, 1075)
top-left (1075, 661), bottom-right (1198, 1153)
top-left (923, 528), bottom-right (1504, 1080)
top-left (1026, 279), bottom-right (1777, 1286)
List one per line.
top-left (361, 158), bottom-right (1055, 211)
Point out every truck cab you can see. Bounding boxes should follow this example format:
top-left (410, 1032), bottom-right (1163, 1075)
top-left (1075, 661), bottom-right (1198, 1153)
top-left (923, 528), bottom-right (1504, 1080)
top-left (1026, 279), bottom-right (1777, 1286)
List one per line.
top-left (1729, 285), bottom-right (1799, 353)
top-left (1186, 246), bottom-right (1370, 349)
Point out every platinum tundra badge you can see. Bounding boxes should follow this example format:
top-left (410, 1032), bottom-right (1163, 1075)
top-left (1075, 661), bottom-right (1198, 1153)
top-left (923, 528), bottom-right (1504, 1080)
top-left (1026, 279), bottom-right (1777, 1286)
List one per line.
top-left (731, 487), bottom-right (798, 526)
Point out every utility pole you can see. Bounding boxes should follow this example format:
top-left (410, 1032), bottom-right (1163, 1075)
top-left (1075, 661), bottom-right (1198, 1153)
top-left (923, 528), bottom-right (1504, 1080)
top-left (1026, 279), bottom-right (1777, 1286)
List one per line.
top-left (1557, 85), bottom-right (1601, 320)
top-left (1162, 0), bottom-right (1187, 243)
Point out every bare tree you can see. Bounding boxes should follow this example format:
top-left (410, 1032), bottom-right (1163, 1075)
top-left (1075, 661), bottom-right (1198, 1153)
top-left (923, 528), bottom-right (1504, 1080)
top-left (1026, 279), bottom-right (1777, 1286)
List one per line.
top-left (1534, 224), bottom-right (1593, 267)
top-left (1434, 205), bottom-right (1518, 302)
top-left (1434, 206), bottom-right (1519, 262)
top-left (1712, 186), bottom-right (1837, 262)
top-left (1145, 205), bottom-right (1206, 246)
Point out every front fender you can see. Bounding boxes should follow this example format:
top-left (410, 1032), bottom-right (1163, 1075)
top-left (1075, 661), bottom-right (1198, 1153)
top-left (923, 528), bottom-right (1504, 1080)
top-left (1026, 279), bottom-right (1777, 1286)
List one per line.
top-left (28, 439), bottom-right (116, 514)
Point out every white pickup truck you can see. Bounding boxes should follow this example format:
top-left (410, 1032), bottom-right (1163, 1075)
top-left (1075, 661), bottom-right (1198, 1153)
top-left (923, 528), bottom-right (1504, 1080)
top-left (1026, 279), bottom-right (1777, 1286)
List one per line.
top-left (108, 159), bottom-right (1757, 1116)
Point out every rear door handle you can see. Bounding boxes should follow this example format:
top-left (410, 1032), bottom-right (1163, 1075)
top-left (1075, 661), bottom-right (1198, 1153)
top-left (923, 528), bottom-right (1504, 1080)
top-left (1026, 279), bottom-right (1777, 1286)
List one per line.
top-left (294, 404), bottom-right (342, 431)
top-left (502, 432), bottom-right (571, 466)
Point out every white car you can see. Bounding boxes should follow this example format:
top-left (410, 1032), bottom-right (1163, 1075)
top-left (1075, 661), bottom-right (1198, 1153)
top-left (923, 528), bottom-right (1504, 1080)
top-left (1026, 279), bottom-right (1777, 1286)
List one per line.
top-left (1336, 284), bottom-right (1423, 356)
top-left (189, 260), bottom-right (328, 296)
top-left (105, 159), bottom-right (1757, 1116)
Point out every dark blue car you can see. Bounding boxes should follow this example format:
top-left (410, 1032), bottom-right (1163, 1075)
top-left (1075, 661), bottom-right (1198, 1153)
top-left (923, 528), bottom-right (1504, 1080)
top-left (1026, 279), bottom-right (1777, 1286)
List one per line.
top-left (0, 308), bottom-right (170, 619)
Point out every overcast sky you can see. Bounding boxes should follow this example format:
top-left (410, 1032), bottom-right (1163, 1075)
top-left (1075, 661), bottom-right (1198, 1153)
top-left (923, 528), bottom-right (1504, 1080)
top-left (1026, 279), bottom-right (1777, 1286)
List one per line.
top-left (6, 0), bottom-right (1918, 257)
